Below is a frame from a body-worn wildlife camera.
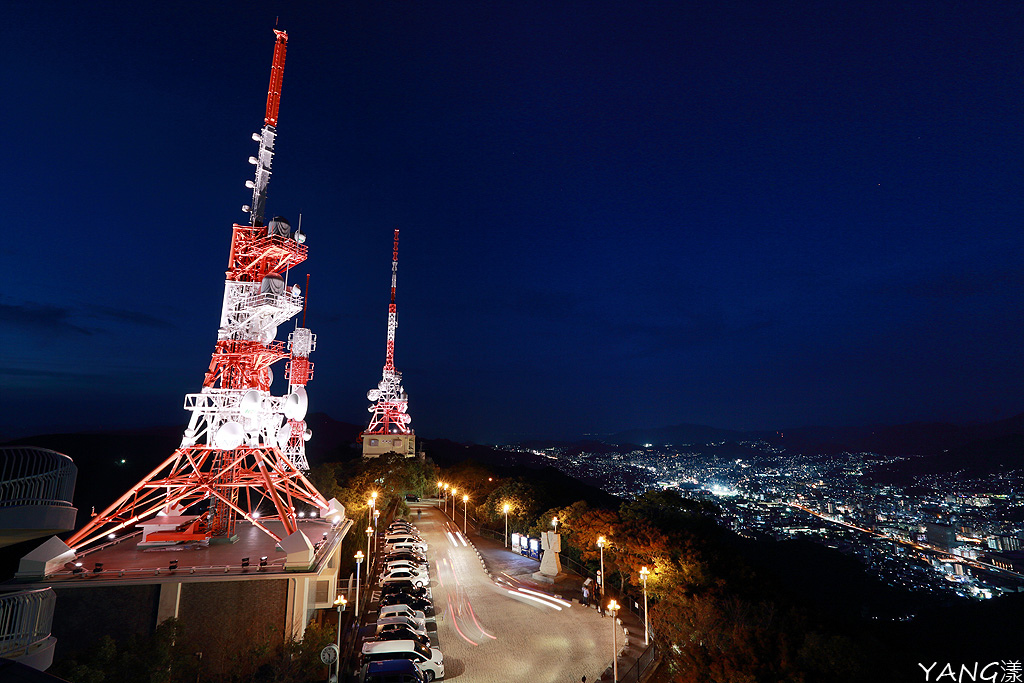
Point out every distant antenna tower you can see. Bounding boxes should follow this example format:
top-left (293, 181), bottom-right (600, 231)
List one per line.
top-left (361, 229), bottom-right (415, 458)
top-left (65, 30), bottom-right (334, 552)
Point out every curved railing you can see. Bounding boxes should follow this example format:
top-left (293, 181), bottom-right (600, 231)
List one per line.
top-left (0, 588), bottom-right (56, 658)
top-left (0, 447), bottom-right (77, 509)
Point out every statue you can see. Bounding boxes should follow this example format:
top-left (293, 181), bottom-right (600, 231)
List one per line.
top-left (533, 530), bottom-right (567, 583)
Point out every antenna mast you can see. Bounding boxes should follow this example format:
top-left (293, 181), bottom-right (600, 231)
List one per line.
top-left (361, 230), bottom-right (415, 457)
top-left (246, 29), bottom-right (287, 228)
top-left (64, 29), bottom-right (334, 553)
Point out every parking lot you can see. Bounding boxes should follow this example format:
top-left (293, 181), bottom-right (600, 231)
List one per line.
top-left (360, 501), bottom-right (610, 682)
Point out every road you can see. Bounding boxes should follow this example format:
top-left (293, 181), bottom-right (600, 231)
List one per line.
top-left (370, 502), bottom-right (611, 682)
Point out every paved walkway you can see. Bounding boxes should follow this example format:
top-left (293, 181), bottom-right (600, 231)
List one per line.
top-left (392, 502), bottom-right (615, 682)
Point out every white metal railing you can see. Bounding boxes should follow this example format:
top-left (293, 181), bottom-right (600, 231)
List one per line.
top-left (0, 447), bottom-right (76, 509)
top-left (0, 588), bottom-right (55, 658)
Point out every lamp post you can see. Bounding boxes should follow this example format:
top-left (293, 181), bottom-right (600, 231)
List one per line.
top-left (639, 566), bottom-right (650, 646)
top-left (450, 488), bottom-right (457, 517)
top-left (372, 509), bottom-right (380, 552)
top-left (333, 595), bottom-right (347, 651)
top-left (607, 599), bottom-right (620, 680)
top-left (462, 494), bottom-right (469, 534)
top-left (503, 504), bottom-right (510, 548)
top-left (443, 484), bottom-right (449, 512)
top-left (365, 526), bottom-right (373, 567)
top-left (597, 536), bottom-right (606, 589)
top-left (354, 551), bottom-right (364, 617)
top-left (436, 481), bottom-right (442, 507)
top-left (552, 516), bottom-right (559, 533)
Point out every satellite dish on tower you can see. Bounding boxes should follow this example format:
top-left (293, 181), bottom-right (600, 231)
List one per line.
top-left (367, 389), bottom-right (381, 401)
top-left (240, 389), bottom-right (261, 417)
top-left (215, 421), bottom-right (245, 451)
top-left (277, 424), bottom-right (293, 449)
top-left (283, 387), bottom-right (307, 421)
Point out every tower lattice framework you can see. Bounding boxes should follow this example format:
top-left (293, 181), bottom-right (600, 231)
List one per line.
top-left (65, 29), bottom-right (329, 553)
top-left (363, 230), bottom-right (414, 437)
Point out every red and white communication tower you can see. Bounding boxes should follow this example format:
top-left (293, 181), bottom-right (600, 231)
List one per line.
top-left (361, 230), bottom-right (415, 458)
top-left (64, 30), bottom-right (336, 552)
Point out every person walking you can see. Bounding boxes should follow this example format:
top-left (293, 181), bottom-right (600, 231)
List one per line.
top-left (581, 585), bottom-right (590, 607)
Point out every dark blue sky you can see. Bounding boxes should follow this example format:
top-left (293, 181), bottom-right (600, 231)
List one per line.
top-left (4, 2), bottom-right (1024, 442)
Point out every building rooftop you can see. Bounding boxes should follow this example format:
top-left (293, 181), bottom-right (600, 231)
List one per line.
top-left (7, 519), bottom-right (346, 588)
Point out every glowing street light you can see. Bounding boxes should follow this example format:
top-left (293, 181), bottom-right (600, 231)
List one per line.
top-left (450, 488), bottom-right (457, 517)
top-left (333, 595), bottom-right (347, 651)
top-left (597, 536), bottom-right (606, 588)
top-left (354, 551), bottom-right (364, 616)
top-left (552, 516), bottom-right (559, 533)
top-left (607, 599), bottom-right (620, 680)
top-left (462, 494), bottom-right (469, 535)
top-left (436, 481), bottom-right (443, 507)
top-left (365, 526), bottom-right (373, 565)
top-left (639, 566), bottom-right (650, 645)
top-left (503, 503), bottom-right (511, 548)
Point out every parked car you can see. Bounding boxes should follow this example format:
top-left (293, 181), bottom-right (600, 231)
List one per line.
top-left (360, 658), bottom-right (427, 683)
top-left (381, 568), bottom-right (428, 588)
top-left (383, 559), bottom-right (428, 573)
top-left (386, 540), bottom-right (427, 554)
top-left (374, 624), bottom-right (431, 648)
top-left (375, 615), bottom-right (428, 637)
top-left (385, 550), bottom-right (427, 564)
top-left (379, 591), bottom-right (433, 616)
top-left (361, 640), bottom-right (444, 681)
top-left (405, 494), bottom-right (420, 502)
top-left (377, 604), bottom-right (426, 626)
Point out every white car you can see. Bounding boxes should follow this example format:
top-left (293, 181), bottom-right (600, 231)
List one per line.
top-left (375, 615), bottom-right (429, 638)
top-left (386, 540), bottom-right (427, 554)
top-left (380, 567), bottom-right (429, 588)
top-left (378, 604), bottom-right (427, 626)
top-left (384, 559), bottom-right (428, 574)
top-left (361, 640), bottom-right (444, 682)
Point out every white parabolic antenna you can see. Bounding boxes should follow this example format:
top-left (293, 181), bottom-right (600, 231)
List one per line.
top-left (215, 421), bottom-right (245, 450)
top-left (283, 387), bottom-right (308, 421)
top-left (240, 389), bottom-right (261, 417)
top-left (277, 424), bottom-right (293, 449)
top-left (367, 389), bottom-right (381, 401)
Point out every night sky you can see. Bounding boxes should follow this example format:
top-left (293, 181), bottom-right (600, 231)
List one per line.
top-left (4, 3), bottom-right (1024, 443)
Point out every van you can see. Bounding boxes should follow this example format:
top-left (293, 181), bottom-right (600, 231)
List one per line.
top-left (361, 639), bottom-right (444, 681)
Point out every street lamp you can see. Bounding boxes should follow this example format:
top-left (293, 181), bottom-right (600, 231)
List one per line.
top-left (331, 595), bottom-right (347, 683)
top-left (462, 494), bottom-right (469, 534)
top-left (503, 503), bottom-right (510, 548)
top-left (552, 516), bottom-right (559, 533)
top-left (333, 595), bottom-right (347, 651)
top-left (607, 599), bottom-right (620, 680)
top-left (443, 484), bottom-right (449, 512)
top-left (436, 481), bottom-right (443, 507)
top-left (365, 526), bottom-right (373, 567)
top-left (450, 488), bottom-right (457, 517)
top-left (354, 551), bottom-right (364, 616)
top-left (597, 536), bottom-right (606, 589)
top-left (639, 566), bottom-right (650, 646)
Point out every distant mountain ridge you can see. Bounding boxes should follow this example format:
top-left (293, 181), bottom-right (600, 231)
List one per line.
top-left (599, 412), bottom-right (1024, 457)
